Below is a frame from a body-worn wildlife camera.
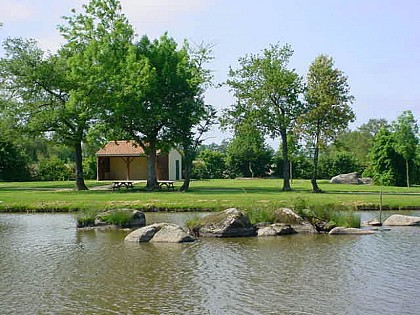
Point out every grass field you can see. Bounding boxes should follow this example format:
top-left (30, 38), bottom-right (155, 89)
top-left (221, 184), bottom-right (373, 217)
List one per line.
top-left (0, 178), bottom-right (419, 213)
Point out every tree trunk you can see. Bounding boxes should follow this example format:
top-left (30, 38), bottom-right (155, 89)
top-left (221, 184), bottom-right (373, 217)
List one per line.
top-left (74, 142), bottom-right (88, 191)
top-left (311, 135), bottom-right (322, 193)
top-left (146, 145), bottom-right (158, 190)
top-left (180, 152), bottom-right (193, 192)
top-left (280, 129), bottom-right (291, 191)
top-left (406, 159), bottom-right (410, 188)
top-left (248, 161), bottom-right (254, 178)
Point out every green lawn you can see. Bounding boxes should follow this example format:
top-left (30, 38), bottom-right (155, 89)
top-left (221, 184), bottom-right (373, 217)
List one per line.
top-left (0, 179), bottom-right (419, 212)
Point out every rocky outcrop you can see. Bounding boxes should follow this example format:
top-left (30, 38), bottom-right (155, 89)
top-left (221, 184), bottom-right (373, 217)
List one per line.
top-left (124, 223), bottom-right (195, 243)
top-left (383, 214), bottom-right (420, 226)
top-left (199, 208), bottom-right (256, 237)
top-left (330, 172), bottom-right (371, 185)
top-left (273, 208), bottom-right (316, 234)
top-left (257, 224), bottom-right (296, 237)
top-left (329, 227), bottom-right (376, 235)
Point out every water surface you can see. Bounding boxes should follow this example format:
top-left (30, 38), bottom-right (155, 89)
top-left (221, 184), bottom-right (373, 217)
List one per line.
top-left (1, 212), bottom-right (419, 315)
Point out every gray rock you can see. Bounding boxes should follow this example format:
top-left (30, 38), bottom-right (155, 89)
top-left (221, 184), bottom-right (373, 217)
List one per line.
top-left (383, 214), bottom-right (420, 226)
top-left (330, 172), bottom-right (363, 184)
top-left (150, 224), bottom-right (195, 243)
top-left (329, 227), bottom-right (376, 235)
top-left (125, 223), bottom-right (195, 243)
top-left (362, 219), bottom-right (382, 227)
top-left (274, 208), bottom-right (304, 224)
top-left (289, 223), bottom-right (317, 234)
top-left (124, 223), bottom-right (162, 242)
top-left (200, 208), bottom-right (256, 237)
top-left (257, 224), bottom-right (296, 237)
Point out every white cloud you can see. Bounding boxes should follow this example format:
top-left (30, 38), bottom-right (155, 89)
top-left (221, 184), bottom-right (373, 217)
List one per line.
top-left (1, 0), bottom-right (37, 22)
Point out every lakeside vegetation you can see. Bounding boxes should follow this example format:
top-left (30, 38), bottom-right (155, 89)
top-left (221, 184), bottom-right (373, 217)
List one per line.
top-left (1, 179), bottom-right (419, 214)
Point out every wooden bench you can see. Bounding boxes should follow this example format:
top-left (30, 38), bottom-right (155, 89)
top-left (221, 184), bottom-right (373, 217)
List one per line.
top-left (158, 180), bottom-right (175, 191)
top-left (111, 181), bottom-right (134, 191)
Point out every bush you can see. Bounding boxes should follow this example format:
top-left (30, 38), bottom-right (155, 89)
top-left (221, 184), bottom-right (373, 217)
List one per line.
top-left (0, 138), bottom-right (31, 181)
top-left (35, 156), bottom-right (73, 181)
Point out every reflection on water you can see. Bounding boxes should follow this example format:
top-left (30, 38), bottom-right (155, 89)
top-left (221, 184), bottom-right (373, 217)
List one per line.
top-left (1, 212), bottom-right (419, 315)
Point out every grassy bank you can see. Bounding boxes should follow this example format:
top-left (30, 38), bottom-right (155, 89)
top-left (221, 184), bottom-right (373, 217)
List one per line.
top-left (0, 179), bottom-right (419, 213)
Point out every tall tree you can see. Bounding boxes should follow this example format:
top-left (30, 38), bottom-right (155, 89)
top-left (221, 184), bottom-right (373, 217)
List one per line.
top-left (224, 43), bottom-right (304, 191)
top-left (302, 55), bottom-right (355, 192)
top-left (392, 110), bottom-right (419, 188)
top-left (0, 0), bottom-right (133, 190)
top-left (107, 34), bottom-right (212, 190)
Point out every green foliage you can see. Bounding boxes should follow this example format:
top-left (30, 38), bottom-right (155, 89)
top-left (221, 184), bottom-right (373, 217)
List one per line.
top-left (35, 156), bottom-right (73, 181)
top-left (83, 156), bottom-right (97, 180)
top-left (365, 127), bottom-right (405, 186)
top-left (318, 151), bottom-right (363, 179)
top-left (246, 208), bottom-right (276, 225)
top-left (192, 149), bottom-right (226, 179)
top-left (0, 138), bottom-right (31, 181)
top-left (301, 55), bottom-right (355, 192)
top-left (226, 122), bottom-right (273, 178)
top-left (224, 43), bottom-right (305, 190)
top-left (99, 210), bottom-right (133, 226)
top-left (76, 209), bottom-right (98, 227)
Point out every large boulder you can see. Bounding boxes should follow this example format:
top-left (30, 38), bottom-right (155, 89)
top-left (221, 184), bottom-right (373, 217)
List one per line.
top-left (125, 223), bottom-right (195, 243)
top-left (150, 224), bottom-right (195, 243)
top-left (329, 227), bottom-right (376, 235)
top-left (257, 223), bottom-right (296, 237)
top-left (200, 208), bottom-right (256, 237)
top-left (383, 214), bottom-right (420, 226)
top-left (330, 172), bottom-right (362, 184)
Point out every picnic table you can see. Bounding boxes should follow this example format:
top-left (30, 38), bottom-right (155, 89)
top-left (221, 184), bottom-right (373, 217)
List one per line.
top-left (111, 181), bottom-right (134, 191)
top-left (158, 180), bottom-right (175, 191)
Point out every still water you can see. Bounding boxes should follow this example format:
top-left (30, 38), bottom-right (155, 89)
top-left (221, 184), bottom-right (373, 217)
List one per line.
top-left (1, 212), bottom-right (419, 315)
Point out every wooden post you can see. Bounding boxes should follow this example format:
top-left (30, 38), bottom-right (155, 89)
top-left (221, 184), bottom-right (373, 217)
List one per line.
top-left (379, 190), bottom-right (383, 224)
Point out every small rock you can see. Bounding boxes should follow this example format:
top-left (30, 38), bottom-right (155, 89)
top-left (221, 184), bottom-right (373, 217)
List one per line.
top-left (329, 227), bottom-right (376, 235)
top-left (257, 224), bottom-right (296, 237)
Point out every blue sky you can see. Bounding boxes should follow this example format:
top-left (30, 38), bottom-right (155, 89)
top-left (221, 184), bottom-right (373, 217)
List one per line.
top-left (1, 0), bottom-right (419, 145)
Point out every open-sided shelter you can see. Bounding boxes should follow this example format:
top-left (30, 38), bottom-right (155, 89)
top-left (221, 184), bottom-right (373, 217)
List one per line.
top-left (96, 141), bottom-right (182, 181)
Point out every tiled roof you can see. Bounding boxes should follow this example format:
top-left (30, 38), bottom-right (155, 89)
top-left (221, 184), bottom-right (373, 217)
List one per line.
top-left (96, 141), bottom-right (146, 156)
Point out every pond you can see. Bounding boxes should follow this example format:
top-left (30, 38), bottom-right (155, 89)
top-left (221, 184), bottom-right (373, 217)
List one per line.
top-left (1, 211), bottom-right (419, 315)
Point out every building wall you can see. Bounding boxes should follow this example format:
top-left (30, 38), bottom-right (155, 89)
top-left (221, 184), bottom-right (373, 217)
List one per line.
top-left (108, 156), bottom-right (147, 180)
top-left (168, 148), bottom-right (182, 181)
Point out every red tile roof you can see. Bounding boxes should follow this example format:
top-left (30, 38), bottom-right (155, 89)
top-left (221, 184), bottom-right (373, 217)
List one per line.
top-left (96, 141), bottom-right (146, 156)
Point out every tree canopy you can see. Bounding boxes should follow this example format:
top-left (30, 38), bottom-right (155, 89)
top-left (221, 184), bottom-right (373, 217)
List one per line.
top-left (224, 43), bottom-right (304, 190)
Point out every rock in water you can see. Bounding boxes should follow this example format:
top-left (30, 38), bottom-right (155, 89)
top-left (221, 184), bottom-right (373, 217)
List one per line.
top-left (200, 208), bottom-right (256, 237)
top-left (329, 227), bottom-right (376, 235)
top-left (125, 223), bottom-right (195, 243)
top-left (257, 224), bottom-right (296, 237)
top-left (383, 214), bottom-right (420, 226)
top-left (150, 224), bottom-right (195, 243)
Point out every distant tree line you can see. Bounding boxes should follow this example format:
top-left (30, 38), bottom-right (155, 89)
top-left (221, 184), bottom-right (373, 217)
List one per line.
top-left (1, 0), bottom-right (418, 190)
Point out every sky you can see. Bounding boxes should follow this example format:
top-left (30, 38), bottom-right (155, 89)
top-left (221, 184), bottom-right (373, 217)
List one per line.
top-left (1, 0), bottom-right (419, 146)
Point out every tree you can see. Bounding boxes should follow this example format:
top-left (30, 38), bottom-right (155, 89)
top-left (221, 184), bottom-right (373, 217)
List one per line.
top-left (106, 34), bottom-right (212, 190)
top-left (302, 55), bottom-right (355, 192)
top-left (193, 149), bottom-right (226, 179)
top-left (224, 43), bottom-right (304, 191)
top-left (0, 0), bottom-right (133, 190)
top-left (226, 121), bottom-right (273, 178)
top-left (365, 127), bottom-right (405, 186)
top-left (392, 110), bottom-right (419, 188)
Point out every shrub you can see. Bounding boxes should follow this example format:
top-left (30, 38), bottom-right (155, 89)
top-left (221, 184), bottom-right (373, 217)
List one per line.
top-left (35, 156), bottom-right (73, 181)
